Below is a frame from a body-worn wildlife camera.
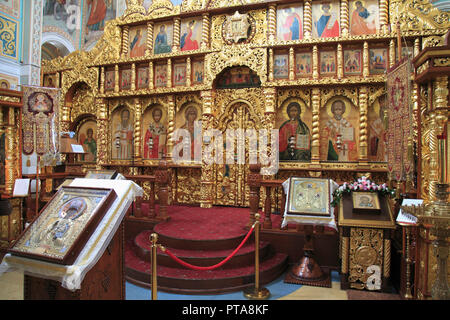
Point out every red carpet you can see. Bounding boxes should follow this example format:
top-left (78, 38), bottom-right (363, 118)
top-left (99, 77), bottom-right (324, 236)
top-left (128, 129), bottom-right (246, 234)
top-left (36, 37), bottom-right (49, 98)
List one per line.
top-left (153, 205), bottom-right (251, 240)
top-left (125, 205), bottom-right (288, 294)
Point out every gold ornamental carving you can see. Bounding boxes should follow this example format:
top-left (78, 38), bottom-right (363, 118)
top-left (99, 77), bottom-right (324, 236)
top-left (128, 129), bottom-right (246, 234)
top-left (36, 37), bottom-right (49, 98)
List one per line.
top-left (391, 0), bottom-right (450, 32)
top-left (204, 46), bottom-right (267, 88)
top-left (348, 227), bottom-right (384, 289)
top-left (222, 11), bottom-right (251, 44)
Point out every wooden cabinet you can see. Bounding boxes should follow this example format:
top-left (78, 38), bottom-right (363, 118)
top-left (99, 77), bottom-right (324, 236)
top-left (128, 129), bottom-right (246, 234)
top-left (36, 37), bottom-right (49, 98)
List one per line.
top-left (338, 193), bottom-right (396, 292)
top-left (23, 222), bottom-right (125, 300)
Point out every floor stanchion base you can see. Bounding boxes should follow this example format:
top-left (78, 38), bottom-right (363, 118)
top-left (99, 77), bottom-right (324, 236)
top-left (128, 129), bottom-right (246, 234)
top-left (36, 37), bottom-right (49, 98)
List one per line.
top-left (243, 287), bottom-right (271, 300)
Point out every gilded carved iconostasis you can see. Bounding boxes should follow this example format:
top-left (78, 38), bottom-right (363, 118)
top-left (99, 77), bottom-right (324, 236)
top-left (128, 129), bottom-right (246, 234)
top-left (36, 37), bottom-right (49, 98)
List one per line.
top-left (39, 0), bottom-right (450, 208)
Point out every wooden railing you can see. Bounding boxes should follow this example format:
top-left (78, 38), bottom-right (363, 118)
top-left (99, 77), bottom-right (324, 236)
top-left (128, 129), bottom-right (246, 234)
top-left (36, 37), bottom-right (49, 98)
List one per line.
top-left (124, 158), bottom-right (170, 222)
top-left (22, 158), bottom-right (171, 223)
top-left (248, 164), bottom-right (286, 230)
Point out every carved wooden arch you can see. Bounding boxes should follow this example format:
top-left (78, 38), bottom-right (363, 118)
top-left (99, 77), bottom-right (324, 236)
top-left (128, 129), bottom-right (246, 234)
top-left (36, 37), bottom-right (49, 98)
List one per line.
top-left (368, 86), bottom-right (387, 107)
top-left (205, 46), bottom-right (267, 88)
top-left (109, 99), bottom-right (136, 116)
top-left (320, 87), bottom-right (359, 110)
top-left (69, 113), bottom-right (97, 132)
top-left (215, 89), bottom-right (265, 130)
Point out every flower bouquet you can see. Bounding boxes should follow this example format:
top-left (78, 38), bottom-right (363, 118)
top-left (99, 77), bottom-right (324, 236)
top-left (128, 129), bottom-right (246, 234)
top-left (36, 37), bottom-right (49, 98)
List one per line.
top-left (331, 176), bottom-right (395, 207)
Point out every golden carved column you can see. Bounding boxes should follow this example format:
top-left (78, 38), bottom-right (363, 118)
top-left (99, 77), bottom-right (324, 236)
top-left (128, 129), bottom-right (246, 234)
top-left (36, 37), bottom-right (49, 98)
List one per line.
top-left (55, 72), bottom-right (60, 88)
top-left (340, 0), bottom-right (349, 37)
top-left (4, 107), bottom-right (16, 194)
top-left (149, 61), bottom-right (154, 90)
top-left (96, 98), bottom-right (109, 166)
top-left (427, 112), bottom-right (439, 201)
top-left (434, 76), bottom-right (449, 185)
top-left (414, 38), bottom-right (421, 58)
top-left (337, 44), bottom-right (343, 79)
top-left (166, 95), bottom-right (175, 159)
top-left (114, 65), bottom-right (119, 93)
top-left (134, 97), bottom-right (141, 161)
top-left (383, 238), bottom-right (391, 281)
top-left (200, 90), bottom-right (214, 208)
top-left (263, 87), bottom-right (276, 172)
top-left (201, 13), bottom-right (210, 49)
top-left (100, 67), bottom-right (105, 94)
top-left (146, 22), bottom-right (154, 56)
top-left (359, 86), bottom-right (369, 162)
top-left (303, 0), bottom-right (312, 39)
top-left (389, 39), bottom-right (396, 67)
top-left (311, 88), bottom-right (321, 162)
top-left (267, 4), bottom-right (276, 42)
top-left (122, 26), bottom-right (129, 58)
top-left (167, 59), bottom-right (172, 88)
top-left (379, 0), bottom-right (389, 35)
top-left (341, 229), bottom-right (350, 285)
top-left (363, 42), bottom-right (369, 78)
top-left (289, 47), bottom-right (295, 81)
top-left (131, 63), bottom-right (136, 91)
top-left (268, 49), bottom-right (274, 82)
top-left (173, 18), bottom-right (181, 52)
top-left (313, 45), bottom-right (319, 80)
top-left (186, 57), bottom-right (191, 87)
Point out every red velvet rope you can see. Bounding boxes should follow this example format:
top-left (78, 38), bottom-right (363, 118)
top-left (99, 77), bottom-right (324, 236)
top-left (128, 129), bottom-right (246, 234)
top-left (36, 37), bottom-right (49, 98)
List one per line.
top-left (164, 225), bottom-right (255, 271)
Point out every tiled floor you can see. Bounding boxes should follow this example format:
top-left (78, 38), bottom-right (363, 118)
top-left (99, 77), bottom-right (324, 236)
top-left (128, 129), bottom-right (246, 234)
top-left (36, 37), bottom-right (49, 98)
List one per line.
top-left (0, 269), bottom-right (350, 300)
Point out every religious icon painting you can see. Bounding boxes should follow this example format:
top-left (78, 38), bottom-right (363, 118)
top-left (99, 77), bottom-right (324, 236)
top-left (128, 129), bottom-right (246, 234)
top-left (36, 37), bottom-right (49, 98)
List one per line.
top-left (142, 105), bottom-right (167, 159)
top-left (154, 64), bottom-right (167, 87)
top-left (153, 22), bottom-right (173, 54)
top-left (76, 118), bottom-right (97, 163)
top-left (180, 18), bottom-right (202, 51)
top-left (312, 1), bottom-right (340, 38)
top-left (369, 48), bottom-right (387, 74)
top-left (349, 0), bottom-right (379, 35)
top-left (129, 25), bottom-right (147, 58)
top-left (192, 60), bottom-right (204, 84)
top-left (344, 49), bottom-right (362, 75)
top-left (320, 97), bottom-right (359, 162)
top-left (120, 69), bottom-right (132, 90)
top-left (319, 50), bottom-right (336, 75)
top-left (173, 62), bottom-right (187, 86)
top-left (216, 66), bottom-right (261, 89)
top-left (137, 65), bottom-right (149, 89)
top-left (277, 97), bottom-right (312, 161)
top-left (352, 191), bottom-right (381, 214)
top-left (368, 94), bottom-right (387, 162)
top-left (295, 52), bottom-right (312, 77)
top-left (286, 177), bottom-right (331, 216)
top-left (274, 53), bottom-right (289, 79)
top-left (8, 186), bottom-right (117, 265)
top-left (111, 106), bottom-right (134, 160)
top-left (276, 3), bottom-right (304, 41)
top-left (43, 74), bottom-right (57, 88)
top-left (104, 69), bottom-right (115, 91)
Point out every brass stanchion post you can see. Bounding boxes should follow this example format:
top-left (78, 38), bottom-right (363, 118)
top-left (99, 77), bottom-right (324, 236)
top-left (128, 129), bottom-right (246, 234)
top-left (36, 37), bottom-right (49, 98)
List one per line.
top-left (244, 213), bottom-right (270, 300)
top-left (151, 233), bottom-right (158, 300)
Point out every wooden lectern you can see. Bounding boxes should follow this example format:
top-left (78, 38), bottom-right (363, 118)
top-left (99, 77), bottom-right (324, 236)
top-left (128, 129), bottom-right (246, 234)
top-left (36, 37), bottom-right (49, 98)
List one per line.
top-left (23, 222), bottom-right (125, 300)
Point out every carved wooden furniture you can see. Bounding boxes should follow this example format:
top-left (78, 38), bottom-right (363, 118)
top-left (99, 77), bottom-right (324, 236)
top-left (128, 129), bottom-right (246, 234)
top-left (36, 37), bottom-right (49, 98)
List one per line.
top-left (410, 32), bottom-right (450, 300)
top-left (0, 88), bottom-right (23, 255)
top-left (23, 221), bottom-right (125, 300)
top-left (338, 193), bottom-right (396, 292)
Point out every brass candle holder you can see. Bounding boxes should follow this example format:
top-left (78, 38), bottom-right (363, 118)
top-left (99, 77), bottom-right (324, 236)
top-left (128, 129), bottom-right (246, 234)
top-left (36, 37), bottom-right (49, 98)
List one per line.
top-left (400, 183), bottom-right (450, 300)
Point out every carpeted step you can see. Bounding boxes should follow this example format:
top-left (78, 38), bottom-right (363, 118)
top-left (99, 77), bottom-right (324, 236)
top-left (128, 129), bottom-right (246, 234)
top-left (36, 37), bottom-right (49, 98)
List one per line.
top-left (132, 231), bottom-right (271, 269)
top-left (125, 243), bottom-right (288, 295)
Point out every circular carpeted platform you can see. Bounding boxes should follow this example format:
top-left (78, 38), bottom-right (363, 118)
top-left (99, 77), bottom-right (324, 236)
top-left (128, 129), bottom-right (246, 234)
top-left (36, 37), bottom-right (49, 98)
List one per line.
top-left (153, 205), bottom-right (251, 241)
